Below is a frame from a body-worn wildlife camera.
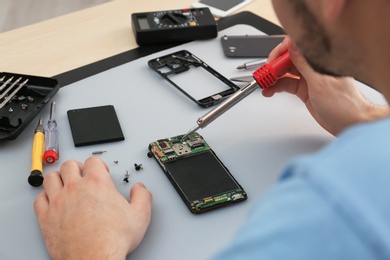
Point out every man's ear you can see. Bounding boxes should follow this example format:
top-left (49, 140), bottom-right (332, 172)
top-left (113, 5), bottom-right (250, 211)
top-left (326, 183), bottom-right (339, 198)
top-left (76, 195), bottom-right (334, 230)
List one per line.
top-left (321, 0), bottom-right (346, 22)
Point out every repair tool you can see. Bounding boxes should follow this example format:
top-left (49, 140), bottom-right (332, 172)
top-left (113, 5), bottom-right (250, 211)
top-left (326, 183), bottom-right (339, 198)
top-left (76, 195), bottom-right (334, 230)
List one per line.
top-left (0, 76), bottom-right (14, 92)
top-left (236, 58), bottom-right (268, 70)
top-left (230, 75), bottom-right (257, 83)
top-left (183, 51), bottom-right (292, 139)
top-left (132, 8), bottom-right (217, 45)
top-left (0, 72), bottom-right (59, 141)
top-left (0, 77), bottom-right (22, 100)
top-left (28, 117), bottom-right (45, 187)
top-left (0, 78), bottom-right (29, 109)
top-left (43, 101), bottom-right (59, 164)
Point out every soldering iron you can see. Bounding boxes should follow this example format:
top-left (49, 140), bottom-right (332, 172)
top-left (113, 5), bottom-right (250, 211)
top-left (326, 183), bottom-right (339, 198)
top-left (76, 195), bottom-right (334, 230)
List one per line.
top-left (183, 51), bottom-right (293, 139)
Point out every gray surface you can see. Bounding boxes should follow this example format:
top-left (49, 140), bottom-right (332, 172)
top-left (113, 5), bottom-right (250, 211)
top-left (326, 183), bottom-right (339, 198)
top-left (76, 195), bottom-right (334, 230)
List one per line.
top-left (0, 24), bottom-right (386, 260)
top-left (0, 0), bottom-right (110, 33)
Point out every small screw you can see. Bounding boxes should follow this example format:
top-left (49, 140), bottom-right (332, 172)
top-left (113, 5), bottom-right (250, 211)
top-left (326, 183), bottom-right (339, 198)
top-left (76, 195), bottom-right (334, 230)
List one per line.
top-left (21, 104), bottom-right (28, 110)
top-left (134, 163), bottom-right (143, 171)
top-left (113, 160), bottom-right (119, 164)
top-left (8, 108), bottom-right (13, 113)
top-left (92, 150), bottom-right (107, 155)
top-left (123, 170), bottom-right (130, 183)
top-left (17, 95), bottom-right (26, 101)
top-left (27, 96), bottom-right (34, 102)
top-left (147, 152), bottom-right (153, 158)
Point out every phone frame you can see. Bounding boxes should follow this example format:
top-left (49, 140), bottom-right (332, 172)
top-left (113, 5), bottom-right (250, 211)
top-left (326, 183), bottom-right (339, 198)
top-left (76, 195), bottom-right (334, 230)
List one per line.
top-left (148, 50), bottom-right (240, 108)
top-left (192, 0), bottom-right (252, 18)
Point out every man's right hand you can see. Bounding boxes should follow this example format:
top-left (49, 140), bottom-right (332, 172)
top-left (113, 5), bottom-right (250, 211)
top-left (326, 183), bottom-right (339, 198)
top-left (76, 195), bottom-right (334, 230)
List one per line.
top-left (263, 37), bottom-right (389, 136)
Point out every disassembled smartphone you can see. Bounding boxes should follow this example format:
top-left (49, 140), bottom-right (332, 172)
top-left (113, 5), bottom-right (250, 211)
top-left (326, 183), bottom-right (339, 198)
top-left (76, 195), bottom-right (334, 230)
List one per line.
top-left (148, 50), bottom-right (240, 108)
top-left (192, 0), bottom-right (252, 18)
top-left (148, 132), bottom-right (247, 214)
top-left (221, 35), bottom-right (285, 57)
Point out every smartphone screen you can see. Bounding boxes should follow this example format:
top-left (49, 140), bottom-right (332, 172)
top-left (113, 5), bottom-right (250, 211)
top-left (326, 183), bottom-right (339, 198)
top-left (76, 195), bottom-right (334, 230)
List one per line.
top-left (148, 133), bottom-right (247, 214)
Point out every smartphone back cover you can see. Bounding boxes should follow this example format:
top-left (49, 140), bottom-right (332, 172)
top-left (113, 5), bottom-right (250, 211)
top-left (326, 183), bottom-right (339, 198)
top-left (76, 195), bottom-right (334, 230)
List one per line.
top-left (221, 35), bottom-right (284, 57)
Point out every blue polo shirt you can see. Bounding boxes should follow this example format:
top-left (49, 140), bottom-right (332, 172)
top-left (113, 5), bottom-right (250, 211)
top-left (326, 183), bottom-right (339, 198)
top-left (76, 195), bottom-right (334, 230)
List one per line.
top-left (214, 117), bottom-right (390, 260)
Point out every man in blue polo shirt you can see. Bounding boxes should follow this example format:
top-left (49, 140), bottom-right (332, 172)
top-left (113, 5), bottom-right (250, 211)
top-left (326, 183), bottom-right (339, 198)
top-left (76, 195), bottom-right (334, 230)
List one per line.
top-left (33, 0), bottom-right (390, 259)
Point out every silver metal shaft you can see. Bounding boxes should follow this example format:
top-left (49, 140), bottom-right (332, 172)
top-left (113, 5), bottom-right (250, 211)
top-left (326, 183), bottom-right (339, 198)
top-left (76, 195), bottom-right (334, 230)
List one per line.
top-left (0, 77), bottom-right (20, 98)
top-left (50, 100), bottom-right (56, 120)
top-left (183, 80), bottom-right (259, 139)
top-left (0, 79), bottom-right (29, 108)
top-left (0, 76), bottom-right (14, 92)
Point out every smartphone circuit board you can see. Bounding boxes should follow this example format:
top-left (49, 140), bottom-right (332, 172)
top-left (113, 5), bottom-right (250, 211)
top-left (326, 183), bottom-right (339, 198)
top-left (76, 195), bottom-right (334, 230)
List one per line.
top-left (148, 132), bottom-right (247, 214)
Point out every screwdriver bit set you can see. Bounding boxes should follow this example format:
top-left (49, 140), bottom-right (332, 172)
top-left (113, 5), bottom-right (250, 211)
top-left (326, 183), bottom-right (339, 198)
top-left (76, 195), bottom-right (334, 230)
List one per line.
top-left (0, 72), bottom-right (59, 140)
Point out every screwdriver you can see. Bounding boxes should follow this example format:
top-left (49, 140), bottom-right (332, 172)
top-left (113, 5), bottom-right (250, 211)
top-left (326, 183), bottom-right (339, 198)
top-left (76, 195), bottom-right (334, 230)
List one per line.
top-left (182, 51), bottom-right (293, 139)
top-left (44, 101), bottom-right (59, 164)
top-left (28, 117), bottom-right (45, 187)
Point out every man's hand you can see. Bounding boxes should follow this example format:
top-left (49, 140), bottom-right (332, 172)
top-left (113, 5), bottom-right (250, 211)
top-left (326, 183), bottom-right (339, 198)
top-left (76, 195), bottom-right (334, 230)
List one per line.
top-left (263, 37), bottom-right (390, 136)
top-left (34, 157), bottom-right (152, 260)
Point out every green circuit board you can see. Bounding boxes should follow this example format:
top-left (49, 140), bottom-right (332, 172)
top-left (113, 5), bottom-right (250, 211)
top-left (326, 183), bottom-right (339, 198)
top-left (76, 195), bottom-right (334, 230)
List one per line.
top-left (149, 132), bottom-right (209, 162)
top-left (148, 132), bottom-right (247, 214)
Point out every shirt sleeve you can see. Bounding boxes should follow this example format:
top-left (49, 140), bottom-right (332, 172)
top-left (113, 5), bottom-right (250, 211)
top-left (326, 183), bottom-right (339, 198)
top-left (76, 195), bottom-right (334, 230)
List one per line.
top-left (212, 172), bottom-right (374, 260)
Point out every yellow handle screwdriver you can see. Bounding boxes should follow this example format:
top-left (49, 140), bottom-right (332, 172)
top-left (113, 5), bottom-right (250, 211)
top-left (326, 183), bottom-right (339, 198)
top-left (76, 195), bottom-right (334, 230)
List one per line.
top-left (28, 117), bottom-right (45, 187)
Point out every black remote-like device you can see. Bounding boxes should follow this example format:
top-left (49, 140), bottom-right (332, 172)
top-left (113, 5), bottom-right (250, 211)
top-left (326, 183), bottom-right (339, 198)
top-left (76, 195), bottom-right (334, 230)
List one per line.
top-left (131, 8), bottom-right (217, 45)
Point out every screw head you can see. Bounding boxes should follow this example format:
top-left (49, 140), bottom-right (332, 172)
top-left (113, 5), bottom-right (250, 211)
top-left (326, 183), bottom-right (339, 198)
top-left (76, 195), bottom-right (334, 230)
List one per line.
top-left (134, 163), bottom-right (143, 171)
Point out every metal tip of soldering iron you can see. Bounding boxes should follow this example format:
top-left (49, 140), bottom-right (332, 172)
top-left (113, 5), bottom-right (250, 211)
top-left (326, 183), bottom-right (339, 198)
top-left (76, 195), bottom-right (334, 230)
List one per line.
top-left (182, 125), bottom-right (200, 140)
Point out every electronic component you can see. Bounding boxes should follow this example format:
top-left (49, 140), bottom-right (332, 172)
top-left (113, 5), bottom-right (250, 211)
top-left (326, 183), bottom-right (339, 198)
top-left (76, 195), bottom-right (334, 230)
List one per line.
top-left (148, 132), bottom-right (247, 214)
top-left (186, 137), bottom-right (204, 148)
top-left (131, 8), bottom-right (217, 45)
top-left (158, 139), bottom-right (169, 149)
top-left (148, 50), bottom-right (240, 108)
top-left (67, 105), bottom-right (124, 147)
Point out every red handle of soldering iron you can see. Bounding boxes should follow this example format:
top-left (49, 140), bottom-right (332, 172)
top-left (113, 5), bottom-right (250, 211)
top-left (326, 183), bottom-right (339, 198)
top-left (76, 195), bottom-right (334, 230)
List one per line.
top-left (252, 51), bottom-right (292, 89)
